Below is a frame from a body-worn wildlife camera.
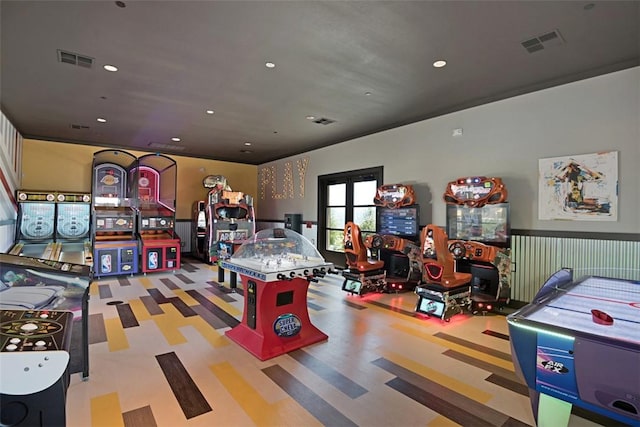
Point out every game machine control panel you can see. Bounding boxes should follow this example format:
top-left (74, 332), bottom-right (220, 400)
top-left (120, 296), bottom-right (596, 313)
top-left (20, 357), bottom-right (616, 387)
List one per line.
top-left (0, 309), bottom-right (74, 427)
top-left (134, 154), bottom-right (181, 274)
top-left (220, 228), bottom-right (333, 360)
top-left (443, 176), bottom-right (511, 312)
top-left (92, 150), bottom-right (139, 277)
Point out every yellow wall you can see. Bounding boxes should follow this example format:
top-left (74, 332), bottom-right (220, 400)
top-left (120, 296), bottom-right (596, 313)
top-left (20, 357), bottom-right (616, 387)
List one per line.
top-left (21, 139), bottom-right (258, 219)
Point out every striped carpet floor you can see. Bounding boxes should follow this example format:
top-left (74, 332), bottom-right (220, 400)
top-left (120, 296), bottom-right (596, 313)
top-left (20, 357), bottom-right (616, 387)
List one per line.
top-left (65, 258), bottom-right (616, 427)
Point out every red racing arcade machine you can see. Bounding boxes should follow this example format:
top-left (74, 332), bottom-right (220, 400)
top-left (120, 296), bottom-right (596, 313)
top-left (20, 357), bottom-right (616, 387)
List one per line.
top-left (133, 154), bottom-right (181, 274)
top-left (220, 228), bottom-right (332, 360)
top-left (443, 176), bottom-right (511, 313)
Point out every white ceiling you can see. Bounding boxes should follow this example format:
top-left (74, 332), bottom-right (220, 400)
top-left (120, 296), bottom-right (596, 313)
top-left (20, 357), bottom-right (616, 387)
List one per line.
top-left (1, 1), bottom-right (638, 165)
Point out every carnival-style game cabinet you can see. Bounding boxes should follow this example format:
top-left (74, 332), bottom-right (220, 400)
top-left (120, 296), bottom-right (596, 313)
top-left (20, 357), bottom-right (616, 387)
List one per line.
top-left (443, 176), bottom-right (511, 312)
top-left (9, 190), bottom-right (58, 260)
top-left (0, 252), bottom-right (93, 384)
top-left (92, 150), bottom-right (139, 277)
top-left (54, 191), bottom-right (93, 266)
top-left (133, 154), bottom-right (181, 274)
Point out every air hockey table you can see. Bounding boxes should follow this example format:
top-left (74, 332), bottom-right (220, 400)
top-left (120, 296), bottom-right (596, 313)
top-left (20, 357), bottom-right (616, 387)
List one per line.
top-left (220, 228), bottom-right (333, 361)
top-left (507, 270), bottom-right (640, 427)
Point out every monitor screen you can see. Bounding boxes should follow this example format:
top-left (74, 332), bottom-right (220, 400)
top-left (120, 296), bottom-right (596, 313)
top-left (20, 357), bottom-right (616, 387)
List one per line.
top-left (377, 206), bottom-right (419, 238)
top-left (446, 203), bottom-right (510, 247)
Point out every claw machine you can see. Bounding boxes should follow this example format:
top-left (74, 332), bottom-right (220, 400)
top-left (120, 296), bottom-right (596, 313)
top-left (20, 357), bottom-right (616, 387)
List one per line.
top-left (133, 154), bottom-right (180, 273)
top-left (92, 150), bottom-right (139, 277)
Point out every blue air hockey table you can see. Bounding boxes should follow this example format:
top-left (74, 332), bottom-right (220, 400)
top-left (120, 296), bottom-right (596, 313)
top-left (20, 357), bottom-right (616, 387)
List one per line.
top-left (507, 270), bottom-right (640, 427)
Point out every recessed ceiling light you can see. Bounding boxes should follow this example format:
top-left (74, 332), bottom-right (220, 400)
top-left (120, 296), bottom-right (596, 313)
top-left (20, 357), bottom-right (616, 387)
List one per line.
top-left (583, 3), bottom-right (595, 10)
top-left (244, 142), bottom-right (252, 146)
top-left (205, 109), bottom-right (214, 115)
top-left (306, 115), bottom-right (315, 120)
top-left (171, 137), bottom-right (181, 142)
top-left (433, 60), bottom-right (447, 68)
top-left (265, 62), bottom-right (276, 68)
top-left (96, 117), bottom-right (107, 123)
top-left (103, 64), bottom-right (118, 72)
top-left (240, 149), bottom-right (253, 154)
top-left (365, 92), bottom-right (372, 96)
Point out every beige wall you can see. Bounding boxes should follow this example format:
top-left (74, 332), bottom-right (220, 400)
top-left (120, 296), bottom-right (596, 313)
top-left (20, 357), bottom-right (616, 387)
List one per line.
top-left (21, 139), bottom-right (258, 219)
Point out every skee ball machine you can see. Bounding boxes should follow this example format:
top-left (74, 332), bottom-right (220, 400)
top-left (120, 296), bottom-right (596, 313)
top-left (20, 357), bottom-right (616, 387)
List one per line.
top-left (444, 176), bottom-right (511, 312)
top-left (92, 150), bottom-right (139, 278)
top-left (55, 191), bottom-right (93, 265)
top-left (220, 228), bottom-right (332, 360)
top-left (9, 190), bottom-right (57, 260)
top-left (133, 154), bottom-right (180, 274)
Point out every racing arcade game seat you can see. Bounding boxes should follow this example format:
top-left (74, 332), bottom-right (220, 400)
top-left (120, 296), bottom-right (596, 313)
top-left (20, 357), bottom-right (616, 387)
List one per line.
top-left (415, 224), bottom-right (472, 321)
top-left (341, 221), bottom-right (386, 296)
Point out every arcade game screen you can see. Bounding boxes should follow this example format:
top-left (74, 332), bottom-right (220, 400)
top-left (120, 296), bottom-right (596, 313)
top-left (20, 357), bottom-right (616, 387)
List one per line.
top-left (18, 203), bottom-right (56, 241)
top-left (446, 203), bottom-right (509, 247)
top-left (377, 206), bottom-right (419, 238)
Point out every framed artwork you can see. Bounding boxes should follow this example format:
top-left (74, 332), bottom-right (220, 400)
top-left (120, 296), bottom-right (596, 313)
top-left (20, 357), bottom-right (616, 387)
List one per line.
top-left (538, 151), bottom-right (618, 221)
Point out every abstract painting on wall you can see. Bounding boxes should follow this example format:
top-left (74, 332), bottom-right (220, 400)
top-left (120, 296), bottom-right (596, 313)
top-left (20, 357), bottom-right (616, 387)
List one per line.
top-left (538, 151), bottom-right (618, 221)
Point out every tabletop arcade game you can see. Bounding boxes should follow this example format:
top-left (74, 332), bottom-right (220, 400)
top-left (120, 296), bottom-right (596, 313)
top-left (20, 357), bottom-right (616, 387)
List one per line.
top-left (91, 150), bottom-right (139, 277)
top-left (220, 228), bottom-right (332, 360)
top-left (0, 253), bottom-right (93, 380)
top-left (9, 190), bottom-right (58, 260)
top-left (444, 176), bottom-right (511, 312)
top-left (0, 309), bottom-right (75, 427)
top-left (54, 191), bottom-right (93, 266)
top-left (133, 154), bottom-right (181, 274)
top-left (507, 269), bottom-right (640, 427)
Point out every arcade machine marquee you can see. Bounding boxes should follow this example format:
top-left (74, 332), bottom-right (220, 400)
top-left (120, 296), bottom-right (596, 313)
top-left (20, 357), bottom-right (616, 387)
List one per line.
top-left (220, 228), bottom-right (332, 360)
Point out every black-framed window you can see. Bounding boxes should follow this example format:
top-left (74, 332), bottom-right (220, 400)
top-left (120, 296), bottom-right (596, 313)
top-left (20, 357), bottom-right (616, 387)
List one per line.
top-left (317, 166), bottom-right (382, 267)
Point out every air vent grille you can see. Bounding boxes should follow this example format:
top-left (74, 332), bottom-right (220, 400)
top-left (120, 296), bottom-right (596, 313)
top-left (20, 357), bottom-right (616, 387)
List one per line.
top-left (70, 124), bottom-right (90, 130)
top-left (313, 117), bottom-right (336, 125)
top-left (521, 29), bottom-right (564, 54)
top-left (57, 50), bottom-right (94, 68)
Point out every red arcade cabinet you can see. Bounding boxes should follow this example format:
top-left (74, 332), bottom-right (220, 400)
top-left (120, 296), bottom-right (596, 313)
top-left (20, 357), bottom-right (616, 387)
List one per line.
top-left (133, 154), bottom-right (181, 274)
top-left (220, 228), bottom-right (332, 361)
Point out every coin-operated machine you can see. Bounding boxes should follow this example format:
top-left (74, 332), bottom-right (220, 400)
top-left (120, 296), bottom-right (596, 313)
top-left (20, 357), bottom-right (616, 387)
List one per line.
top-left (0, 308), bottom-right (75, 427)
top-left (9, 190), bottom-right (58, 260)
top-left (133, 154), bottom-right (181, 274)
top-left (197, 175), bottom-right (255, 265)
top-left (371, 184), bottom-right (423, 293)
top-left (443, 176), bottom-right (511, 312)
top-left (54, 191), bottom-right (93, 265)
top-left (91, 150), bottom-right (139, 278)
top-left (220, 228), bottom-right (333, 360)
top-left (341, 221), bottom-right (386, 296)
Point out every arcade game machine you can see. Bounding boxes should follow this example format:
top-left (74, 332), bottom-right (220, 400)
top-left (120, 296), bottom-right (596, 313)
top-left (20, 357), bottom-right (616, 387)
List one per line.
top-left (341, 221), bottom-right (386, 296)
top-left (191, 199), bottom-right (207, 261)
top-left (414, 224), bottom-right (473, 321)
top-left (507, 268), bottom-right (640, 427)
top-left (91, 150), bottom-right (139, 278)
top-left (443, 176), bottom-right (511, 312)
top-left (201, 175), bottom-right (255, 264)
top-left (54, 191), bottom-right (93, 266)
top-left (0, 252), bottom-right (93, 380)
top-left (220, 228), bottom-right (332, 360)
top-left (9, 190), bottom-right (58, 260)
top-left (370, 184), bottom-right (423, 293)
top-left (134, 154), bottom-right (180, 274)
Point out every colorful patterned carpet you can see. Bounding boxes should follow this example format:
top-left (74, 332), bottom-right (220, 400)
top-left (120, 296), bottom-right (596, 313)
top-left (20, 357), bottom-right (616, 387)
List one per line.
top-left (65, 258), bottom-right (617, 427)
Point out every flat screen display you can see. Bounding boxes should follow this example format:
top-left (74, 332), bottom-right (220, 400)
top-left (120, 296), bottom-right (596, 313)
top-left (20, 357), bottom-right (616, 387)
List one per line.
top-left (417, 296), bottom-right (445, 317)
top-left (446, 203), bottom-right (510, 247)
top-left (377, 206), bottom-right (419, 238)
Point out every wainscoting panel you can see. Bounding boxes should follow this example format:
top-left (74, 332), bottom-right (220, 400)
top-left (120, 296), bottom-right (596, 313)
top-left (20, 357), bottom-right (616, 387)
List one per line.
top-left (511, 235), bottom-right (639, 302)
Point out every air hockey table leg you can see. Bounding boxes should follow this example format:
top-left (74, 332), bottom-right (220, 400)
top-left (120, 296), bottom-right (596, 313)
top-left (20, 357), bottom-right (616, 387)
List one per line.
top-left (537, 393), bottom-right (572, 427)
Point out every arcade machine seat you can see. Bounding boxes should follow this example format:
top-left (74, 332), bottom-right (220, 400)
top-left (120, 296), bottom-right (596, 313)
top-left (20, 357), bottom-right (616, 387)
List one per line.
top-left (415, 225), bottom-right (472, 321)
top-left (341, 222), bottom-right (386, 296)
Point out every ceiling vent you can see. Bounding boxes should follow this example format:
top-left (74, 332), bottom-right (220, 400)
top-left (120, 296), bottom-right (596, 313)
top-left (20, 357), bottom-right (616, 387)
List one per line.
top-left (148, 142), bottom-right (185, 151)
top-left (70, 124), bottom-right (90, 130)
top-left (313, 117), bottom-right (336, 125)
top-left (57, 50), bottom-right (94, 68)
top-left (521, 29), bottom-right (565, 54)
